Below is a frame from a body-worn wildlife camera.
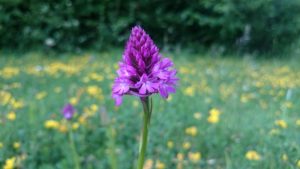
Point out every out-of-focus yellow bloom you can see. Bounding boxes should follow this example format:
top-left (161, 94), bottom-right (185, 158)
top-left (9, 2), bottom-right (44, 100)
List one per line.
top-left (133, 100), bottom-right (139, 108)
top-left (13, 142), bottom-right (20, 149)
top-left (0, 142), bottom-right (3, 149)
top-left (296, 119), bottom-right (300, 126)
top-left (79, 115), bottom-right (87, 124)
top-left (166, 95), bottom-right (172, 102)
top-left (167, 141), bottom-right (174, 149)
top-left (193, 112), bottom-right (201, 120)
top-left (10, 99), bottom-right (24, 109)
top-left (90, 104), bottom-right (98, 112)
top-left (69, 97), bottom-right (78, 105)
top-left (177, 153), bottom-right (184, 161)
top-left (209, 108), bottom-right (221, 116)
top-left (207, 114), bottom-right (219, 124)
top-left (207, 108), bottom-right (221, 124)
top-left (72, 122), bottom-right (80, 130)
top-left (282, 154), bottom-right (288, 161)
top-left (7, 112), bottom-right (16, 121)
top-left (89, 73), bottom-right (104, 81)
top-left (35, 91), bottom-right (47, 100)
top-left (3, 157), bottom-right (16, 169)
top-left (297, 160), bottom-right (300, 168)
top-left (87, 86), bottom-right (102, 97)
top-left (185, 126), bottom-right (197, 136)
top-left (82, 77), bottom-right (90, 83)
top-left (284, 101), bottom-right (293, 109)
top-left (179, 67), bottom-right (189, 74)
top-left (184, 86), bottom-right (195, 97)
top-left (269, 128), bottom-right (280, 135)
top-left (54, 87), bottom-right (62, 93)
top-left (143, 159), bottom-right (153, 169)
top-left (182, 141), bottom-right (191, 150)
top-left (188, 152), bottom-right (201, 163)
top-left (259, 101), bottom-right (268, 109)
top-left (177, 153), bottom-right (184, 169)
top-left (155, 160), bottom-right (165, 169)
top-left (0, 91), bottom-right (12, 105)
top-left (275, 120), bottom-right (288, 129)
top-left (245, 150), bottom-right (261, 160)
top-left (59, 124), bottom-right (68, 133)
top-left (44, 120), bottom-right (60, 129)
top-left (1, 67), bottom-right (19, 79)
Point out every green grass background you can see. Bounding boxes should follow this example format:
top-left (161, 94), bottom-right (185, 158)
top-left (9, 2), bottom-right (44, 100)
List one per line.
top-left (0, 51), bottom-right (299, 169)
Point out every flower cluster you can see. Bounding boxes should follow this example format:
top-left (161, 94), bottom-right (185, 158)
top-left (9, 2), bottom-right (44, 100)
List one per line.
top-left (112, 26), bottom-right (178, 105)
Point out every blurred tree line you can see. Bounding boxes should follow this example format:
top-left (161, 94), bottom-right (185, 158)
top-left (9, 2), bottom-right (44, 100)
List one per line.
top-left (0, 0), bottom-right (299, 53)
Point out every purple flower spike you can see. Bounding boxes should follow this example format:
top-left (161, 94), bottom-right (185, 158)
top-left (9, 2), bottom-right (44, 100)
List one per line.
top-left (61, 103), bottom-right (75, 120)
top-left (112, 26), bottom-right (178, 106)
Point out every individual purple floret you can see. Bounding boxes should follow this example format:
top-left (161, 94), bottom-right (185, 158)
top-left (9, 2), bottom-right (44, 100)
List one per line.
top-left (61, 103), bottom-right (75, 120)
top-left (112, 26), bottom-right (178, 106)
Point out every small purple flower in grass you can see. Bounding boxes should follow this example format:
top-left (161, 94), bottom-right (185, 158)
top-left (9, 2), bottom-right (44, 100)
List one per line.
top-left (61, 103), bottom-right (75, 120)
top-left (112, 26), bottom-right (178, 106)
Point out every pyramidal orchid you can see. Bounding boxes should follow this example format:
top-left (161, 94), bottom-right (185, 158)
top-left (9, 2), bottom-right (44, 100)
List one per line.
top-left (112, 26), bottom-right (178, 169)
top-left (61, 103), bottom-right (80, 169)
top-left (61, 103), bottom-right (75, 120)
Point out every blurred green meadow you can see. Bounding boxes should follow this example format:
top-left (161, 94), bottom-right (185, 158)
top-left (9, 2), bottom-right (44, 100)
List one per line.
top-left (0, 51), bottom-right (300, 169)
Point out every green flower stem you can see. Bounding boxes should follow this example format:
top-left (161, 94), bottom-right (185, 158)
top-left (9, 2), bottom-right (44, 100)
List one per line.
top-left (137, 97), bottom-right (152, 169)
top-left (68, 123), bottom-right (81, 169)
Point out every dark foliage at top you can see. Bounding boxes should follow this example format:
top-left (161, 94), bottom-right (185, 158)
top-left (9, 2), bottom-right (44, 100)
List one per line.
top-left (0, 0), bottom-right (299, 53)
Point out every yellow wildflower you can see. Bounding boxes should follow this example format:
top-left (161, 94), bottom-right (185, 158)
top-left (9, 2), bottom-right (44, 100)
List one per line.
top-left (0, 91), bottom-right (12, 105)
top-left (79, 115), bottom-right (87, 124)
top-left (35, 91), bottom-right (47, 100)
top-left (282, 154), bottom-right (288, 161)
top-left (284, 101), bottom-right (293, 109)
top-left (69, 97), bottom-right (78, 105)
top-left (184, 86), bottom-right (195, 97)
top-left (155, 160), bottom-right (165, 169)
top-left (72, 122), bottom-right (80, 130)
top-left (182, 141), bottom-right (191, 150)
top-left (7, 112), bottom-right (16, 121)
top-left (13, 142), bottom-right (20, 149)
top-left (44, 120), bottom-right (60, 129)
top-left (193, 112), bottom-right (201, 120)
top-left (296, 119), bottom-right (300, 126)
top-left (1, 67), bottom-right (19, 78)
top-left (275, 120), bottom-right (288, 129)
top-left (245, 150), bottom-right (261, 160)
top-left (87, 86), bottom-right (102, 97)
top-left (133, 100), bottom-right (139, 108)
top-left (59, 124), bottom-right (68, 133)
top-left (297, 160), bottom-right (300, 168)
top-left (10, 99), bottom-right (24, 109)
top-left (143, 159), bottom-right (153, 169)
top-left (177, 153), bottom-right (184, 169)
top-left (269, 128), bottom-right (280, 135)
top-left (188, 152), bottom-right (201, 163)
top-left (89, 73), bottom-right (104, 81)
top-left (185, 126), bottom-right (197, 136)
top-left (209, 108), bottom-right (221, 116)
top-left (177, 153), bottom-right (184, 161)
top-left (3, 157), bottom-right (16, 169)
top-left (207, 108), bottom-right (221, 124)
top-left (207, 114), bottom-right (219, 124)
top-left (90, 104), bottom-right (98, 112)
top-left (166, 95), bottom-right (172, 102)
top-left (54, 87), bottom-right (62, 93)
top-left (167, 141), bottom-right (174, 149)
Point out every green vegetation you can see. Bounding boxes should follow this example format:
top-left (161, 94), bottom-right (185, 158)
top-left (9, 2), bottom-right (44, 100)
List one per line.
top-left (1, 0), bottom-right (300, 53)
top-left (0, 51), bottom-right (299, 169)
